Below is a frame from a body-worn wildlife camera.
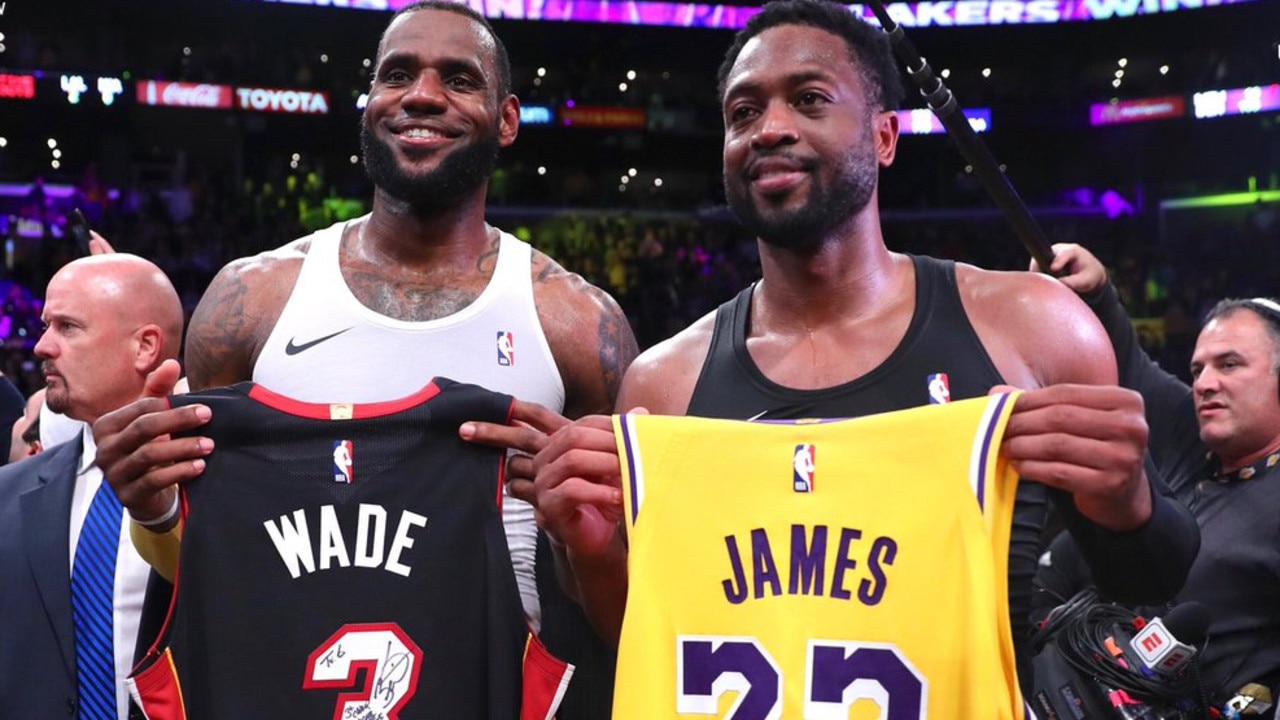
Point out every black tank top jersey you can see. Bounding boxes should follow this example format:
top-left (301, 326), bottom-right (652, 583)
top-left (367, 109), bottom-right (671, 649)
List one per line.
top-left (686, 254), bottom-right (1050, 672)
top-left (129, 379), bottom-right (562, 720)
top-left (688, 254), bottom-right (1005, 418)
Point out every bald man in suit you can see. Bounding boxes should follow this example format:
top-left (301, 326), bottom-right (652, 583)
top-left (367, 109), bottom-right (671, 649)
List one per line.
top-left (0, 254), bottom-right (183, 719)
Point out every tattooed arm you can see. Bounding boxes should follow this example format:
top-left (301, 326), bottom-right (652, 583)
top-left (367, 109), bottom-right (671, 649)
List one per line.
top-left (531, 249), bottom-right (639, 419)
top-left (185, 244), bottom-right (307, 390)
top-left (93, 244), bottom-right (306, 543)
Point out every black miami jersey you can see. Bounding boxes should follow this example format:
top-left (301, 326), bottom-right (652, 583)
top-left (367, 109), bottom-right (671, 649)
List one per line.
top-left (127, 379), bottom-right (572, 720)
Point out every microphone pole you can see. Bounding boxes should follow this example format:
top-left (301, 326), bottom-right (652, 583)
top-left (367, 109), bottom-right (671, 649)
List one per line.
top-left (863, 0), bottom-right (1057, 271)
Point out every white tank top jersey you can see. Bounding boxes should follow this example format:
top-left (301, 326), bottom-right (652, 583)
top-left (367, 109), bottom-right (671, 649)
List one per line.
top-left (253, 218), bottom-right (567, 628)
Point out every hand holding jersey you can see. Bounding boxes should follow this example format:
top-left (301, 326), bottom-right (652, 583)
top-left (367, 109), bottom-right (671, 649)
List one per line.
top-left (93, 359), bottom-right (210, 533)
top-left (460, 397), bottom-right (576, 512)
top-left (998, 383), bottom-right (1153, 532)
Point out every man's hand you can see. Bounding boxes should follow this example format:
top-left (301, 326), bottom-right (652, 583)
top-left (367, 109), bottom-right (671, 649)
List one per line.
top-left (93, 359), bottom-right (212, 530)
top-left (460, 399), bottom-right (571, 509)
top-left (998, 383), bottom-right (1152, 532)
top-left (528, 414), bottom-right (629, 556)
top-left (1030, 243), bottom-right (1109, 298)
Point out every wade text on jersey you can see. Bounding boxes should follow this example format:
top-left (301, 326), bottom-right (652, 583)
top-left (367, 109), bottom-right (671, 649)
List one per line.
top-left (263, 503), bottom-right (428, 579)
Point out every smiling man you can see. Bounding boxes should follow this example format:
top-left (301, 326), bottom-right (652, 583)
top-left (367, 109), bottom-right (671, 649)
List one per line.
top-left (91, 3), bottom-right (634, 717)
top-left (503, 0), bottom-right (1200, 710)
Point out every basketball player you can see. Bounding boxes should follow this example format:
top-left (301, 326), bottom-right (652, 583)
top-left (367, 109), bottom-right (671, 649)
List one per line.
top-left (468, 0), bottom-right (1199, 695)
top-left (92, 2), bottom-right (634, 715)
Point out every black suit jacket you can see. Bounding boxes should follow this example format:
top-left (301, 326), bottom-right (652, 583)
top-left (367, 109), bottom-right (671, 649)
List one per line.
top-left (0, 437), bottom-right (171, 719)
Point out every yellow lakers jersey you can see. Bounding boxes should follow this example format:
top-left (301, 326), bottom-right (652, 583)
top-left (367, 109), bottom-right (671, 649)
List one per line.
top-left (614, 394), bottom-right (1025, 720)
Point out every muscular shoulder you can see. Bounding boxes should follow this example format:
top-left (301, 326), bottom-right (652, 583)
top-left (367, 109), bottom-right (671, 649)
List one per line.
top-left (529, 249), bottom-right (638, 418)
top-left (184, 238), bottom-right (314, 390)
top-left (616, 311), bottom-right (717, 414)
top-left (955, 262), bottom-right (1116, 387)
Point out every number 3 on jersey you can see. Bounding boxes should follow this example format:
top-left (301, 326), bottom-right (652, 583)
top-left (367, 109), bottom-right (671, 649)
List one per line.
top-left (305, 622), bottom-right (423, 720)
top-left (677, 636), bottom-right (926, 719)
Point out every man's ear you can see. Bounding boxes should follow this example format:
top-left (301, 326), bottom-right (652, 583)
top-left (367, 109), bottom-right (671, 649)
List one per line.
top-left (134, 324), bottom-right (164, 372)
top-left (499, 94), bottom-right (520, 148)
top-left (875, 110), bottom-right (899, 167)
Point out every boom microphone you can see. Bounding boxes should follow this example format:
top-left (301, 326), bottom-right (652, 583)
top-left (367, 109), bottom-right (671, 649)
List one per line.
top-left (1131, 602), bottom-right (1210, 675)
top-left (862, 0), bottom-right (1056, 270)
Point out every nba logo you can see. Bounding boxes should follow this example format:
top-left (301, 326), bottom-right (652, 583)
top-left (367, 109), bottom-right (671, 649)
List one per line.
top-left (497, 331), bottom-right (514, 366)
top-left (793, 444), bottom-right (816, 493)
top-left (333, 440), bottom-right (354, 484)
top-left (927, 373), bottom-right (951, 405)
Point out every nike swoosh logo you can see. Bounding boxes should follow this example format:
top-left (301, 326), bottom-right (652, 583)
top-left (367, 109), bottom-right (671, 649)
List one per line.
top-left (285, 328), bottom-right (354, 356)
top-left (745, 410), bottom-right (768, 422)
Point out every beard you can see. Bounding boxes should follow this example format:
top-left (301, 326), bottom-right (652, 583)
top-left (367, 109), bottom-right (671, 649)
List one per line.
top-left (42, 362), bottom-right (70, 415)
top-left (725, 143), bottom-right (879, 254)
top-left (360, 120), bottom-right (501, 211)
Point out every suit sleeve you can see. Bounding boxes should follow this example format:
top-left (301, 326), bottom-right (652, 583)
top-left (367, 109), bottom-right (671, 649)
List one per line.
top-left (1051, 281), bottom-right (1201, 605)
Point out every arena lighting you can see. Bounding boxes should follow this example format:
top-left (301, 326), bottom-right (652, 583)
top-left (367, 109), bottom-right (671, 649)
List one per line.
top-left (1090, 96), bottom-right (1185, 126)
top-left (238, 0), bottom-right (1268, 29)
top-left (899, 107), bottom-right (991, 134)
top-left (60, 74), bottom-right (88, 104)
top-left (0, 73), bottom-right (35, 100)
top-left (97, 76), bottom-right (124, 105)
top-left (1192, 84), bottom-right (1280, 119)
top-left (519, 104), bottom-right (553, 124)
top-left (1161, 189), bottom-right (1280, 211)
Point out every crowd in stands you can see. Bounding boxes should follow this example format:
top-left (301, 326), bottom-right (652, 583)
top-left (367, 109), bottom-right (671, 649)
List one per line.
top-left (3, 159), bottom-right (1277, 398)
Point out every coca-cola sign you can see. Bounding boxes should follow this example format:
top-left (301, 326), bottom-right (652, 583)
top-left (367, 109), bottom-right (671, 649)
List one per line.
top-left (235, 86), bottom-right (330, 115)
top-left (137, 80), bottom-right (233, 109)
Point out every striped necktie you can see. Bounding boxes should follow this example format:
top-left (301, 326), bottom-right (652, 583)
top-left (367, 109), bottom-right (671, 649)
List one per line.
top-left (71, 481), bottom-right (123, 720)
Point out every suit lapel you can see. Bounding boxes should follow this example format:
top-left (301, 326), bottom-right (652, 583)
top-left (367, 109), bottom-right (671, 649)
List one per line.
top-left (19, 438), bottom-right (84, 680)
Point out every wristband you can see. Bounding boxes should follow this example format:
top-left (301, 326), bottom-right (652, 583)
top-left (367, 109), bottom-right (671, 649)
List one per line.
top-left (133, 492), bottom-right (180, 528)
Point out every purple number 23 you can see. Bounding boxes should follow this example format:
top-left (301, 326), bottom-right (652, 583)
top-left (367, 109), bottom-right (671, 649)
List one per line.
top-left (677, 636), bottom-right (926, 719)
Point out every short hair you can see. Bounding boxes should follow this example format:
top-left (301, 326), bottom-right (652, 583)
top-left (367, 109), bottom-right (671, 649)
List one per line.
top-left (716, 0), bottom-right (904, 112)
top-left (1206, 297), bottom-right (1280, 370)
top-left (383, 0), bottom-right (513, 99)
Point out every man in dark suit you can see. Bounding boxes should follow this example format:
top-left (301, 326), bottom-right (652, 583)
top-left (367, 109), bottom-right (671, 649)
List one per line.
top-left (0, 254), bottom-right (184, 719)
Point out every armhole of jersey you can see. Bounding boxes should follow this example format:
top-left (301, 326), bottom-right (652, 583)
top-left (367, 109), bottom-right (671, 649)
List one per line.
top-left (255, 222), bottom-right (344, 371)
top-left (505, 234), bottom-right (567, 411)
top-left (968, 392), bottom-right (1016, 515)
top-left (970, 390), bottom-right (1027, 720)
top-left (687, 286), bottom-right (751, 414)
top-left (127, 647), bottom-right (188, 720)
top-left (615, 414), bottom-right (644, 535)
top-left (521, 632), bottom-right (575, 720)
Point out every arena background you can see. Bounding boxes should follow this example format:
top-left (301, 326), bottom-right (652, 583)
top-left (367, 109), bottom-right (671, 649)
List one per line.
top-left (1, 0), bottom-right (1277, 393)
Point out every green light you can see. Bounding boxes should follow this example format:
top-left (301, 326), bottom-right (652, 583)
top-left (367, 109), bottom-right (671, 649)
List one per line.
top-left (1161, 190), bottom-right (1280, 210)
